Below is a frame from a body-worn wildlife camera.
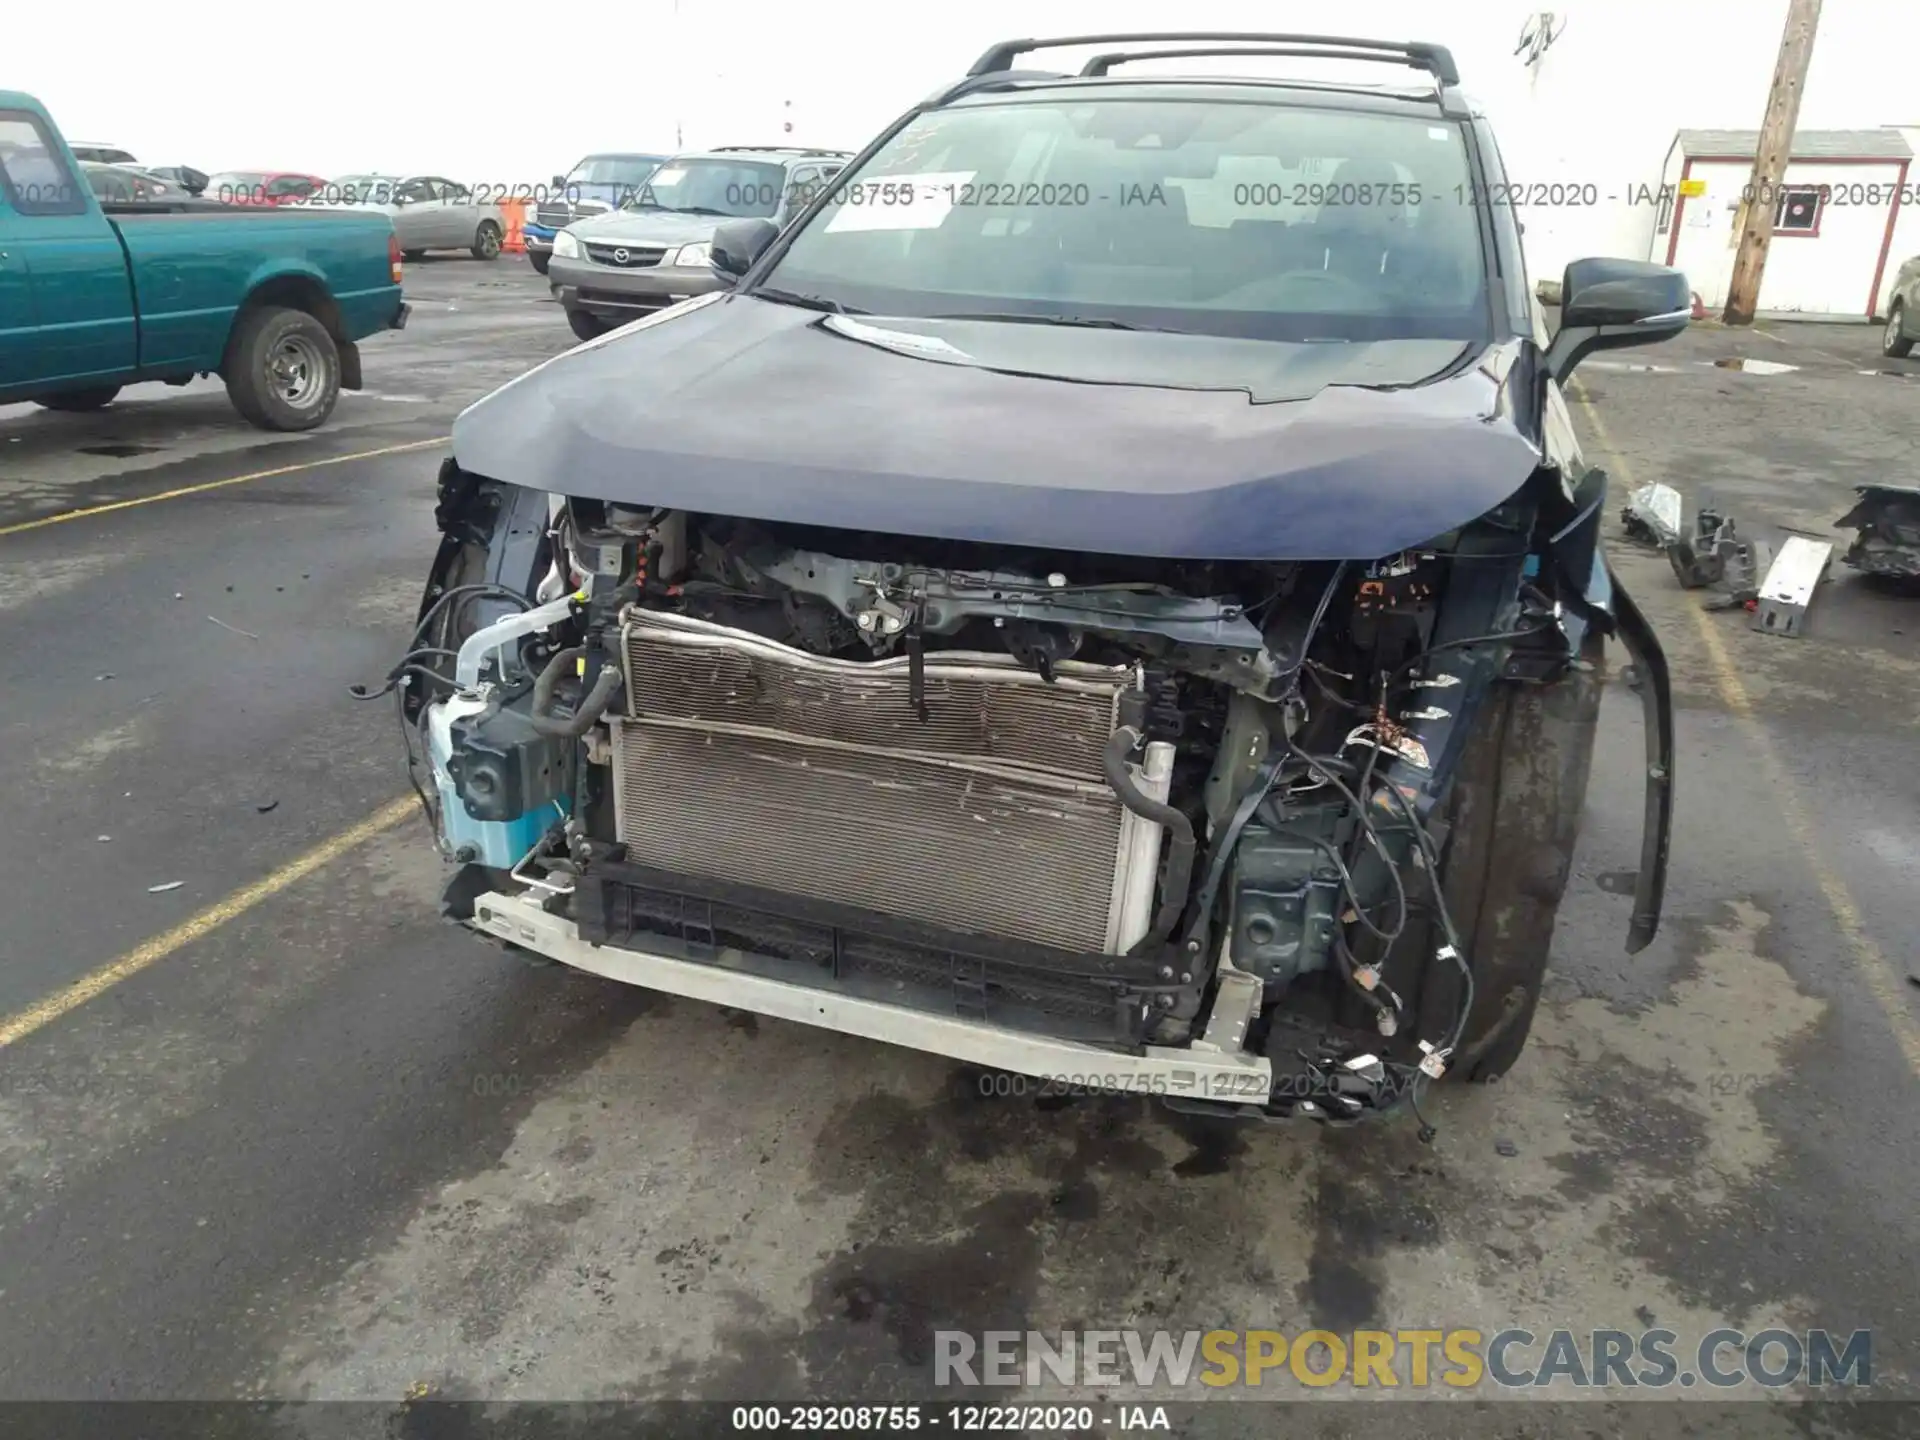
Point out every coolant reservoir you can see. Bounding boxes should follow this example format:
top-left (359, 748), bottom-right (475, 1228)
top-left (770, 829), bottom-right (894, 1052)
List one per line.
top-left (425, 693), bottom-right (567, 869)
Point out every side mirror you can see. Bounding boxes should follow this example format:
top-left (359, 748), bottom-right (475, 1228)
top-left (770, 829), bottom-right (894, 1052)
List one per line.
top-left (1545, 257), bottom-right (1692, 384)
top-left (552, 173), bottom-right (567, 189)
top-left (711, 217), bottom-right (780, 279)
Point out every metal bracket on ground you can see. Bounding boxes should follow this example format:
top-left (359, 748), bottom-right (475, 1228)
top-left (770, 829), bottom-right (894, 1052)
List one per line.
top-left (1751, 536), bottom-right (1833, 638)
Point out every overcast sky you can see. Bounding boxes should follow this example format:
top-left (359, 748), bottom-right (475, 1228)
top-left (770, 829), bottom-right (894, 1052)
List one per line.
top-left (13, 0), bottom-right (1917, 188)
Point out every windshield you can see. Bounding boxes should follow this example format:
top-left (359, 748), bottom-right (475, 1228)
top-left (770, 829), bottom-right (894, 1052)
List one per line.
top-left (628, 158), bottom-right (787, 217)
top-left (206, 171), bottom-right (272, 200)
top-left (331, 174), bottom-right (397, 202)
top-left (760, 98), bottom-right (1491, 343)
top-left (568, 155), bottom-right (665, 187)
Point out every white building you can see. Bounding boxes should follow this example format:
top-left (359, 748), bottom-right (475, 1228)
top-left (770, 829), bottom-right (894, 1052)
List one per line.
top-left (1650, 129), bottom-right (1913, 319)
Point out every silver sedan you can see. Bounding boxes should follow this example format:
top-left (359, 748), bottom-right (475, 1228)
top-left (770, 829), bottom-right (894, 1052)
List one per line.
top-left (329, 175), bottom-right (507, 259)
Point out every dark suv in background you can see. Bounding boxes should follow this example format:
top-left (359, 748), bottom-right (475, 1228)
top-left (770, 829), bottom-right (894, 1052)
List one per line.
top-left (547, 146), bottom-right (850, 339)
top-left (525, 152), bottom-right (668, 274)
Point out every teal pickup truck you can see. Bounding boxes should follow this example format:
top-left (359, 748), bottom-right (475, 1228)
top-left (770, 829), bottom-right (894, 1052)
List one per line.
top-left (0, 92), bottom-right (408, 431)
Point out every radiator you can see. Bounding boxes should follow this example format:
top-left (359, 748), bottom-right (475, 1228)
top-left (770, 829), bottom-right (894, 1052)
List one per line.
top-left (610, 610), bottom-right (1165, 954)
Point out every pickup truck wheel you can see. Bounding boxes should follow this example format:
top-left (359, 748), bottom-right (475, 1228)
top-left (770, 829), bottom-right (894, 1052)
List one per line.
top-left (1407, 635), bottom-right (1605, 1083)
top-left (35, 386), bottom-right (122, 412)
top-left (225, 306), bottom-right (341, 432)
top-left (471, 221), bottom-right (503, 260)
top-left (1883, 302), bottom-right (1914, 359)
top-left (528, 250), bottom-right (551, 275)
top-left (566, 308), bottom-right (608, 342)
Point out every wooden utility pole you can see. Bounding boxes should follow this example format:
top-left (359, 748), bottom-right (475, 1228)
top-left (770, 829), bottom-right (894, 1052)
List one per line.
top-left (1723, 0), bottom-right (1824, 325)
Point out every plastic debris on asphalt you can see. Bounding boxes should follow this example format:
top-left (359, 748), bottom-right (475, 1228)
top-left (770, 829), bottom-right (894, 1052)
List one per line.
top-left (1621, 482), bottom-right (1683, 549)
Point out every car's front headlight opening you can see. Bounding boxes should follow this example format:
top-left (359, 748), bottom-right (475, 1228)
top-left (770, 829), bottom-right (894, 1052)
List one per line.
top-left (553, 230), bottom-right (582, 259)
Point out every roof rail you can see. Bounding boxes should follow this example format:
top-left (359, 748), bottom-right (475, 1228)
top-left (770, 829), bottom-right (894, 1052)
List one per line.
top-left (708, 145), bottom-right (852, 156)
top-left (924, 68), bottom-right (1074, 107)
top-left (969, 31), bottom-right (1459, 88)
top-left (1078, 43), bottom-right (1448, 86)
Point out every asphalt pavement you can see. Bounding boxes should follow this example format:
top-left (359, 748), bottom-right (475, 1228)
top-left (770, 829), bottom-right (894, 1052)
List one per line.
top-left (0, 258), bottom-right (1916, 1437)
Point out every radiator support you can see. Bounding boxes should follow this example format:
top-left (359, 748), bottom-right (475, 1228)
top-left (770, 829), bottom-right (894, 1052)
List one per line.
top-left (611, 610), bottom-right (1169, 956)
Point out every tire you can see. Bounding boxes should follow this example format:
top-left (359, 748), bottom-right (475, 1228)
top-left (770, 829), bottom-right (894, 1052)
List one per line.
top-left (528, 249), bottom-right (551, 276)
top-left (1883, 301), bottom-right (1914, 359)
top-left (34, 386), bottom-right (122, 412)
top-left (223, 305), bottom-right (341, 432)
top-left (472, 221), bottom-right (502, 260)
top-left (1407, 636), bottom-right (1605, 1082)
top-left (566, 308), bottom-right (607, 342)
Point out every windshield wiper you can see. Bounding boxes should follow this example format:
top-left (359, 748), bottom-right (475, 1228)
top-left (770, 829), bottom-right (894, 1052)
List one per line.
top-left (754, 287), bottom-right (864, 315)
top-left (663, 205), bottom-right (732, 217)
top-left (931, 311), bottom-right (1160, 332)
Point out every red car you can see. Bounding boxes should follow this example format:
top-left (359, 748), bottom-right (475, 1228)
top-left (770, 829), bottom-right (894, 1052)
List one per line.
top-left (204, 170), bottom-right (328, 206)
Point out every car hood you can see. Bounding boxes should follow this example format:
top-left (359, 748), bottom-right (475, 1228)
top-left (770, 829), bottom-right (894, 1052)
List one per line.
top-left (451, 293), bottom-right (1548, 562)
top-left (568, 210), bottom-right (738, 246)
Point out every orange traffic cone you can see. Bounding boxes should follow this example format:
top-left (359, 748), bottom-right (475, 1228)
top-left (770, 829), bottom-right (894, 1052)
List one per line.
top-left (502, 199), bottom-right (527, 254)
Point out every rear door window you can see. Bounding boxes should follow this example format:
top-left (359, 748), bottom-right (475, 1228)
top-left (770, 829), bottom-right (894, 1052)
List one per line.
top-left (267, 175), bottom-right (319, 201)
top-left (0, 111), bottom-right (87, 215)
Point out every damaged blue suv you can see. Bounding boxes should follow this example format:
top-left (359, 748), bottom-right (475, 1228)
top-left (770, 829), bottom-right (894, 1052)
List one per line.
top-left (398, 32), bottom-right (1690, 1129)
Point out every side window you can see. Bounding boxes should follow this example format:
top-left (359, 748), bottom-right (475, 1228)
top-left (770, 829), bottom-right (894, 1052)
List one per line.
top-left (397, 178), bottom-right (435, 204)
top-left (268, 175), bottom-right (317, 200)
top-left (784, 164), bottom-right (821, 211)
top-left (443, 180), bottom-right (473, 204)
top-left (1773, 185), bottom-right (1823, 236)
top-left (0, 110), bottom-right (88, 215)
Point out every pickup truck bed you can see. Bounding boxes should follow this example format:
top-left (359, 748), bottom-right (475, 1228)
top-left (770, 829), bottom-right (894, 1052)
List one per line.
top-left (75, 206), bottom-right (405, 383)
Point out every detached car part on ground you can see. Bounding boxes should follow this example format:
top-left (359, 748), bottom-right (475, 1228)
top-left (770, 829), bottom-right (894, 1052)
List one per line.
top-left (1835, 484), bottom-right (1920, 582)
top-left (384, 31), bottom-right (1689, 1128)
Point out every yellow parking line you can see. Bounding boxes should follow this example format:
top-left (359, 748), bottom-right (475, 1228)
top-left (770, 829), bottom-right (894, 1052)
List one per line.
top-left (1572, 379), bottom-right (1920, 1077)
top-left (0, 436), bottom-right (449, 539)
top-left (0, 796), bottom-right (418, 1049)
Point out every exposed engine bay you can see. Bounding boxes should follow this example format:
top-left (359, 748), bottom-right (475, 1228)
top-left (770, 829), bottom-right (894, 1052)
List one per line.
top-left (378, 463), bottom-right (1667, 1129)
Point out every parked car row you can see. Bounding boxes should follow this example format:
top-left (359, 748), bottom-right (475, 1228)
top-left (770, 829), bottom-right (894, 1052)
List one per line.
top-left (542, 145), bottom-right (851, 339)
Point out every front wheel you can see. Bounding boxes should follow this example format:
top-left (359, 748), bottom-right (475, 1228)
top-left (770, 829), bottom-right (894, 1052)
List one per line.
top-left (224, 306), bottom-right (341, 432)
top-left (566, 308), bottom-right (607, 342)
top-left (528, 249), bottom-right (551, 275)
top-left (1884, 301), bottom-right (1914, 359)
top-left (1407, 638), bottom-right (1606, 1081)
top-left (35, 386), bottom-right (122, 412)
top-left (472, 221), bottom-right (502, 260)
